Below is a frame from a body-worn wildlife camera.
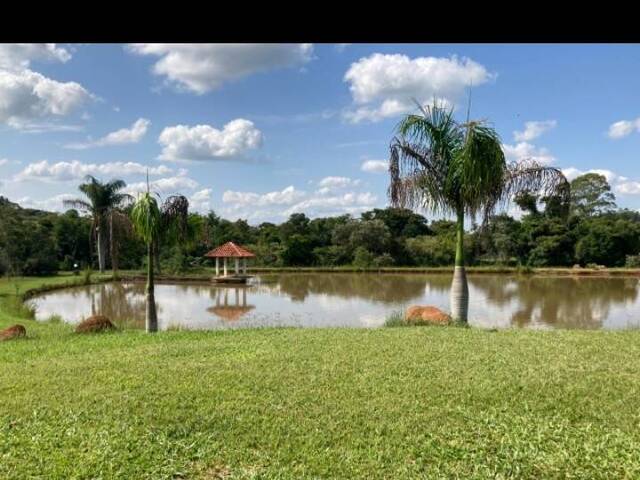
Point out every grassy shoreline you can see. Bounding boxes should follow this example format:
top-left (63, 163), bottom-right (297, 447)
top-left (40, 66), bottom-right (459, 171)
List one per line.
top-left (2, 275), bottom-right (640, 478)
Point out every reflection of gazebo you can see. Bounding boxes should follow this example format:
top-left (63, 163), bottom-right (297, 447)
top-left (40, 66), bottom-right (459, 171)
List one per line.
top-left (207, 286), bottom-right (255, 321)
top-left (205, 242), bottom-right (255, 282)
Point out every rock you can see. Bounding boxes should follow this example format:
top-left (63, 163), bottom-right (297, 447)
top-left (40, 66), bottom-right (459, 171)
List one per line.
top-left (75, 315), bottom-right (116, 334)
top-left (405, 306), bottom-right (451, 325)
top-left (573, 264), bottom-right (582, 269)
top-left (0, 324), bottom-right (26, 341)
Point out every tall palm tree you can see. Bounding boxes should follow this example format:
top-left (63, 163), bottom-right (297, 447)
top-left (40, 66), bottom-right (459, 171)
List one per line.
top-left (130, 189), bottom-right (162, 332)
top-left (153, 195), bottom-right (190, 274)
top-left (64, 176), bottom-right (131, 273)
top-left (389, 102), bottom-right (569, 321)
top-left (130, 186), bottom-right (189, 333)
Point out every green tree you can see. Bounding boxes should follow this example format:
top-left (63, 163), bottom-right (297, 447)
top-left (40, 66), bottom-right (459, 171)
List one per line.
top-left (64, 176), bottom-right (131, 273)
top-left (570, 173), bottom-right (616, 217)
top-left (130, 190), bottom-right (189, 332)
top-left (389, 102), bottom-right (568, 321)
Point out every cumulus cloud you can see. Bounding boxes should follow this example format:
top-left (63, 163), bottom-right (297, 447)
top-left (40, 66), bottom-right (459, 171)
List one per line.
top-left (0, 158), bottom-right (8, 167)
top-left (514, 120), bottom-right (557, 142)
top-left (222, 183), bottom-right (379, 222)
top-left (125, 175), bottom-right (200, 196)
top-left (222, 185), bottom-right (305, 207)
top-left (127, 43), bottom-right (313, 94)
top-left (0, 44), bottom-right (71, 71)
top-left (16, 193), bottom-right (76, 212)
top-left (343, 53), bottom-right (493, 123)
top-left (15, 160), bottom-right (172, 182)
top-left (316, 176), bottom-right (361, 195)
top-left (189, 188), bottom-right (213, 213)
top-left (158, 119), bottom-right (263, 162)
top-left (502, 142), bottom-right (555, 166)
top-left (65, 118), bottom-right (150, 149)
top-left (608, 118), bottom-right (640, 139)
top-left (0, 69), bottom-right (93, 129)
top-left (560, 166), bottom-right (640, 196)
top-left (361, 159), bottom-right (388, 173)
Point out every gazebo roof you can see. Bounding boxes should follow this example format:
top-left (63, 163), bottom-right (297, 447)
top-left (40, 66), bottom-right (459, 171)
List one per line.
top-left (205, 241), bottom-right (255, 258)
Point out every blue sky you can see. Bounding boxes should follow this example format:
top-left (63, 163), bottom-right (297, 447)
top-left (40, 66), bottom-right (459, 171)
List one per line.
top-left (1, 43), bottom-right (639, 224)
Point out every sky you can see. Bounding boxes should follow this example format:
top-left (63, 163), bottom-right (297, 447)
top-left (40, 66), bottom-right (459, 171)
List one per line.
top-left (0, 43), bottom-right (639, 224)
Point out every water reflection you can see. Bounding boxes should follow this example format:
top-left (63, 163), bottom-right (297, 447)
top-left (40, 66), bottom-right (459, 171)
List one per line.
top-left (207, 286), bottom-right (255, 321)
top-left (31, 273), bottom-right (640, 331)
top-left (469, 276), bottom-right (640, 329)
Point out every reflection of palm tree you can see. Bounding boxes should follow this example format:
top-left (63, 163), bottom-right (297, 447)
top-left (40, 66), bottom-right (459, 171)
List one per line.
top-left (470, 276), bottom-right (639, 329)
top-left (256, 273), bottom-right (447, 304)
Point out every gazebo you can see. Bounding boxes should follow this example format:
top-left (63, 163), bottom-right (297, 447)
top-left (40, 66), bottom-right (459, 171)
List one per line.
top-left (207, 286), bottom-right (255, 321)
top-left (205, 241), bottom-right (256, 280)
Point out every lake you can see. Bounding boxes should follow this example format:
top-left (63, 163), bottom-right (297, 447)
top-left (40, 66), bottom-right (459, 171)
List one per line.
top-left (31, 273), bottom-right (640, 330)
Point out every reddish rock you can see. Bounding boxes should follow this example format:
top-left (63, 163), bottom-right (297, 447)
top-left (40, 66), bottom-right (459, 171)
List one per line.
top-left (75, 315), bottom-right (116, 334)
top-left (405, 306), bottom-right (451, 325)
top-left (0, 324), bottom-right (26, 341)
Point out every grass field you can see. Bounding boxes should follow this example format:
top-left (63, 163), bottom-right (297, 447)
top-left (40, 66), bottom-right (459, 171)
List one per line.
top-left (2, 275), bottom-right (640, 478)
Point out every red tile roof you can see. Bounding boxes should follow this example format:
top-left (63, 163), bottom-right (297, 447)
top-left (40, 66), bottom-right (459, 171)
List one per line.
top-left (205, 241), bottom-right (255, 258)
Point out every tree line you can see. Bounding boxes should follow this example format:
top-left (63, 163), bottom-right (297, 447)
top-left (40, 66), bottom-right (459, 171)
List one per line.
top-left (1, 171), bottom-right (639, 276)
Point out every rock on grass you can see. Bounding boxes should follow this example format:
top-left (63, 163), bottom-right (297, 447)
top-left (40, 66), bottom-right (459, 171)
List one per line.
top-left (75, 315), bottom-right (116, 334)
top-left (0, 324), bottom-right (26, 341)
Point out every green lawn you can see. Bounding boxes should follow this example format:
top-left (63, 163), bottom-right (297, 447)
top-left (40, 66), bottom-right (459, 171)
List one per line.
top-left (2, 276), bottom-right (640, 478)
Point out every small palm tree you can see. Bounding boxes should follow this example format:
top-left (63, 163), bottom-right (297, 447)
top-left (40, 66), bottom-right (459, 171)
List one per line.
top-left (389, 102), bottom-right (569, 321)
top-left (130, 184), bottom-right (189, 332)
top-left (64, 176), bottom-right (131, 273)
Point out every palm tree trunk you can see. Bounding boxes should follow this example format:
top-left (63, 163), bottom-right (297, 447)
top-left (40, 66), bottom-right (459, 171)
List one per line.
top-left (109, 212), bottom-right (119, 279)
top-left (146, 241), bottom-right (158, 332)
top-left (450, 208), bottom-right (469, 322)
top-left (96, 224), bottom-right (106, 273)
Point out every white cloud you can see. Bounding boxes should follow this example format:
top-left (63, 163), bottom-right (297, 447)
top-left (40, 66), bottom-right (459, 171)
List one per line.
top-left (502, 142), bottom-right (555, 166)
top-left (16, 193), bottom-right (76, 212)
top-left (343, 53), bottom-right (493, 123)
top-left (222, 184), bottom-right (379, 222)
top-left (0, 69), bottom-right (93, 129)
top-left (15, 160), bottom-right (172, 182)
top-left (0, 158), bottom-right (8, 167)
top-left (127, 44), bottom-right (313, 94)
top-left (607, 118), bottom-right (640, 139)
top-left (158, 119), bottom-right (263, 162)
top-left (361, 159), bottom-right (388, 173)
top-left (560, 166), bottom-right (640, 196)
top-left (125, 175), bottom-right (199, 196)
top-left (513, 120), bottom-right (557, 142)
top-left (561, 167), bottom-right (618, 183)
top-left (222, 185), bottom-right (304, 207)
top-left (189, 188), bottom-right (213, 213)
top-left (65, 118), bottom-right (150, 149)
top-left (318, 176), bottom-right (360, 188)
top-left (0, 44), bottom-right (71, 71)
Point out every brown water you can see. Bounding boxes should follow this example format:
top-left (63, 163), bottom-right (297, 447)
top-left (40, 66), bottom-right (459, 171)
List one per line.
top-left (31, 273), bottom-right (640, 330)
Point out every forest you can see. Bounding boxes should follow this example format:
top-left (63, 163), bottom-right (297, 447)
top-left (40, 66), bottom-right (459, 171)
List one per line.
top-left (2, 172), bottom-right (640, 275)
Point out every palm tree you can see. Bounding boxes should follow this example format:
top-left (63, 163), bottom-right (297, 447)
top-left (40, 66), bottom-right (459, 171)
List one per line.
top-left (130, 186), bottom-right (189, 333)
top-left (388, 102), bottom-right (569, 322)
top-left (64, 176), bottom-right (131, 273)
top-left (130, 190), bottom-right (162, 332)
top-left (153, 195), bottom-right (190, 274)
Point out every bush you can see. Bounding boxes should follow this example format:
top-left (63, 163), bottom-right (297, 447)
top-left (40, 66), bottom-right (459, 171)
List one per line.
top-left (353, 247), bottom-right (375, 269)
top-left (625, 254), bottom-right (640, 268)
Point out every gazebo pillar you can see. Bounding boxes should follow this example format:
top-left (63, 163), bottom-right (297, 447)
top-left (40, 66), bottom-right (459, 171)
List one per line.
top-left (234, 258), bottom-right (239, 274)
top-left (242, 258), bottom-right (247, 274)
top-left (223, 257), bottom-right (228, 276)
top-left (215, 257), bottom-right (219, 276)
